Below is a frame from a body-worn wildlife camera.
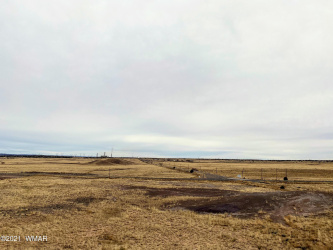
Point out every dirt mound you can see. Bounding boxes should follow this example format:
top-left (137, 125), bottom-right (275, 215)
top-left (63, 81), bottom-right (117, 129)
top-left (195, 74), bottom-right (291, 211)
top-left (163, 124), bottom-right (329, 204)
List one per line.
top-left (89, 158), bottom-right (135, 166)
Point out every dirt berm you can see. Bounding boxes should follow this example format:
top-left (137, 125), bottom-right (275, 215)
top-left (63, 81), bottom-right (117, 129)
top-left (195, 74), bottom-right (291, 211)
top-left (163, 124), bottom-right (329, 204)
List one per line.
top-left (88, 158), bottom-right (136, 166)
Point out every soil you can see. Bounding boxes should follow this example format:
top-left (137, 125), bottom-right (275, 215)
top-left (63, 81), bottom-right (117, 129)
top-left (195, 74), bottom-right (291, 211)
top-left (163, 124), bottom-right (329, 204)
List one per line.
top-left (125, 186), bottom-right (333, 223)
top-left (0, 196), bottom-right (107, 217)
top-left (0, 172), bottom-right (99, 179)
top-left (124, 186), bottom-right (238, 197)
top-left (0, 174), bottom-right (21, 180)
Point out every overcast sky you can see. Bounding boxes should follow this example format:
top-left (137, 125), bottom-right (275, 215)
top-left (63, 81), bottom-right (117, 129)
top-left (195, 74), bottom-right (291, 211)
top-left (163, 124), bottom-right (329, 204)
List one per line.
top-left (1, 0), bottom-right (333, 159)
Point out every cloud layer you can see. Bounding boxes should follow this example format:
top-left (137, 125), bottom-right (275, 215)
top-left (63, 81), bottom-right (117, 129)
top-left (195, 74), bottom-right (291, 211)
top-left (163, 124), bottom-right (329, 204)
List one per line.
top-left (1, 0), bottom-right (333, 159)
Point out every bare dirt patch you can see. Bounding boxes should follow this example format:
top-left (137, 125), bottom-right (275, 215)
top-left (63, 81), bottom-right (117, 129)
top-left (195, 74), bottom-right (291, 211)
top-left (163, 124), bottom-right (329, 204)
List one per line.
top-left (124, 186), bottom-right (333, 223)
top-left (69, 196), bottom-right (105, 206)
top-left (24, 171), bottom-right (98, 176)
top-left (0, 172), bottom-right (99, 180)
top-left (1, 203), bottom-right (80, 217)
top-left (124, 185), bottom-right (238, 197)
top-left (173, 191), bottom-right (333, 223)
top-left (1, 197), bottom-right (106, 218)
top-left (0, 174), bottom-right (22, 180)
top-left (93, 168), bottom-right (132, 171)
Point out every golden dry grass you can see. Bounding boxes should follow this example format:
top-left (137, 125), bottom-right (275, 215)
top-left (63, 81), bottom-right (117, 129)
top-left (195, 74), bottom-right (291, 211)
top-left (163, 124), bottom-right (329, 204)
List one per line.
top-left (0, 157), bottom-right (332, 249)
top-left (159, 159), bottom-right (333, 181)
top-left (0, 157), bottom-right (194, 179)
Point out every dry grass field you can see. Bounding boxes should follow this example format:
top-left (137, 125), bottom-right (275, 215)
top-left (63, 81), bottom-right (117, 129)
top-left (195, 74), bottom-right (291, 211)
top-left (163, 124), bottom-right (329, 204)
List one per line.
top-left (159, 159), bottom-right (333, 181)
top-left (0, 157), bottom-right (332, 249)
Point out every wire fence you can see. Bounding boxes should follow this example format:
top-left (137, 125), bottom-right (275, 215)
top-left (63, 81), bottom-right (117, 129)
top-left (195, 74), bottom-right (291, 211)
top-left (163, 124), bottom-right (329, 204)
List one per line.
top-left (157, 161), bottom-right (333, 182)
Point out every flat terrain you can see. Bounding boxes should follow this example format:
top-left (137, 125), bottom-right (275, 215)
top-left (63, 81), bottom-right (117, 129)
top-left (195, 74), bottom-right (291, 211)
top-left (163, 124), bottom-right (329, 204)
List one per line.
top-left (0, 157), bottom-right (332, 249)
top-left (158, 159), bottom-right (333, 181)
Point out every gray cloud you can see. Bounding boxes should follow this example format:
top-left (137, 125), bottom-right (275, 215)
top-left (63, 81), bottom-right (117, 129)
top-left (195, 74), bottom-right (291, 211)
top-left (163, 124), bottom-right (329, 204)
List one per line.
top-left (1, 0), bottom-right (333, 159)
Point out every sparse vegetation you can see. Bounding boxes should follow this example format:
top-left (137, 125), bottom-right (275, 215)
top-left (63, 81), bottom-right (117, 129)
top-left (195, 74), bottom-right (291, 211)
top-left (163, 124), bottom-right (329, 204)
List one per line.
top-left (157, 159), bottom-right (333, 181)
top-left (0, 157), bottom-right (332, 249)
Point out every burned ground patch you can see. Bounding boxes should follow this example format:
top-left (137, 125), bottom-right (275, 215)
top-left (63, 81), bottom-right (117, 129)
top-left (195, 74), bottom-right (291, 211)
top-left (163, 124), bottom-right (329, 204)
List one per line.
top-left (23, 171), bottom-right (98, 177)
top-left (0, 197), bottom-right (106, 218)
top-left (0, 203), bottom-right (80, 218)
top-left (0, 176), bottom-right (16, 180)
top-left (0, 172), bottom-right (100, 180)
top-left (122, 186), bottom-right (239, 197)
top-left (122, 185), bottom-right (333, 223)
top-left (166, 191), bottom-right (333, 223)
top-left (93, 168), bottom-right (132, 171)
top-left (69, 196), bottom-right (105, 206)
top-left (0, 173), bottom-right (26, 180)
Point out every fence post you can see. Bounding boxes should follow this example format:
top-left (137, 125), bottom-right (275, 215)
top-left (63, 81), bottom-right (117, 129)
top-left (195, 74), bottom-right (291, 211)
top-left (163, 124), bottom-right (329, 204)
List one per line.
top-left (242, 168), bottom-right (244, 178)
top-left (109, 168), bottom-right (110, 179)
top-left (261, 168), bottom-right (263, 180)
top-left (276, 168), bottom-right (277, 181)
